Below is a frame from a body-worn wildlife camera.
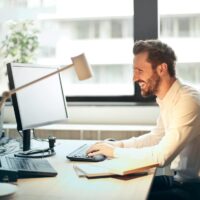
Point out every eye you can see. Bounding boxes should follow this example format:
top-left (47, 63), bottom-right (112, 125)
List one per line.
top-left (134, 68), bottom-right (143, 75)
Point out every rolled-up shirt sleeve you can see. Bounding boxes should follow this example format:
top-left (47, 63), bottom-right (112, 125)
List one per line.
top-left (114, 96), bottom-right (200, 167)
top-left (121, 115), bottom-right (164, 148)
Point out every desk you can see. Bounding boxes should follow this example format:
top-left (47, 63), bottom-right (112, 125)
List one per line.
top-left (4, 140), bottom-right (156, 200)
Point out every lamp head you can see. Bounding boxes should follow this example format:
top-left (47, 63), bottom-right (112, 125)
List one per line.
top-left (71, 53), bottom-right (93, 80)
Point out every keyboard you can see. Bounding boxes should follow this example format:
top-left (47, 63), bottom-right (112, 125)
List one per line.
top-left (0, 156), bottom-right (57, 178)
top-left (67, 144), bottom-right (106, 162)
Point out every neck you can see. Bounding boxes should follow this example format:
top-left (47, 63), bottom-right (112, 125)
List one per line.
top-left (156, 76), bottom-right (176, 99)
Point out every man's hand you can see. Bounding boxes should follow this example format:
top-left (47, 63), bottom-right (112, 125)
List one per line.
top-left (87, 142), bottom-right (115, 158)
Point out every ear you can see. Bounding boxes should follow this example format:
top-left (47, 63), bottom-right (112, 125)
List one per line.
top-left (156, 63), bottom-right (168, 76)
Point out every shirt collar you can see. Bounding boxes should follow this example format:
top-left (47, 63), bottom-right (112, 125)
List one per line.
top-left (156, 79), bottom-right (181, 106)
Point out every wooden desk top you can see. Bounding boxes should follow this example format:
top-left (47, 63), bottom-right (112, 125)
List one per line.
top-left (3, 140), bottom-right (156, 200)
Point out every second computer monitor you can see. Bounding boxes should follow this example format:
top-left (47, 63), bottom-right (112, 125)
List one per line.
top-left (7, 63), bottom-right (68, 151)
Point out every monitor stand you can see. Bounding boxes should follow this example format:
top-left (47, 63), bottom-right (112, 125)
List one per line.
top-left (14, 129), bottom-right (56, 158)
top-left (15, 148), bottom-right (56, 158)
top-left (0, 183), bottom-right (17, 197)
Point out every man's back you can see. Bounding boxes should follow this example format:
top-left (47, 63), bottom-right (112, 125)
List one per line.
top-left (166, 81), bottom-right (200, 182)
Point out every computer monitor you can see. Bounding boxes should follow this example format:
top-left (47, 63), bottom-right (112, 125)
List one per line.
top-left (7, 63), bottom-right (68, 154)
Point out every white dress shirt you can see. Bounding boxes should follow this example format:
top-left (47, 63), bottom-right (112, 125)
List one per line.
top-left (114, 80), bottom-right (200, 182)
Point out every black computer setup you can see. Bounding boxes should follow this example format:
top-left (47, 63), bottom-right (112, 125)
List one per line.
top-left (0, 61), bottom-right (106, 183)
top-left (0, 62), bottom-right (69, 180)
top-left (7, 62), bottom-right (68, 157)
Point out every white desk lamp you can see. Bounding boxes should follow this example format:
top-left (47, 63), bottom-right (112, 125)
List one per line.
top-left (0, 53), bottom-right (93, 196)
top-left (0, 53), bottom-right (93, 110)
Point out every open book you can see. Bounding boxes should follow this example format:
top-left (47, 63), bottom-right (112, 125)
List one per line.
top-left (73, 157), bottom-right (159, 178)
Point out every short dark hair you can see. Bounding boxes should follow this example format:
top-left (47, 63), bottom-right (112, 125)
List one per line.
top-left (133, 40), bottom-right (177, 77)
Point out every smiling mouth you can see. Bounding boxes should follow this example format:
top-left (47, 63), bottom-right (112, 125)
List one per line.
top-left (138, 81), bottom-right (146, 89)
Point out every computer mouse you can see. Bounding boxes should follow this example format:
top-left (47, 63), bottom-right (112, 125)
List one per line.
top-left (92, 154), bottom-right (106, 162)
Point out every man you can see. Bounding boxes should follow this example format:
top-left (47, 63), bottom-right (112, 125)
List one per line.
top-left (87, 40), bottom-right (200, 200)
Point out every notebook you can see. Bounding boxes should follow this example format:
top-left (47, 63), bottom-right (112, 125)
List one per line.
top-left (74, 157), bottom-right (158, 178)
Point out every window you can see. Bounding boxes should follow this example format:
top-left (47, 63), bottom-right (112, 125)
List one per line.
top-left (159, 0), bottom-right (200, 89)
top-left (0, 0), bottom-right (158, 103)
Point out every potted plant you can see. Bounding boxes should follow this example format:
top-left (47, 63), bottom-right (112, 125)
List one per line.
top-left (0, 20), bottom-right (39, 63)
top-left (0, 20), bottom-right (39, 92)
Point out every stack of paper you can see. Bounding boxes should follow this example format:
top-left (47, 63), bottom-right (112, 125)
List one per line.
top-left (73, 158), bottom-right (158, 178)
top-left (73, 164), bottom-right (115, 177)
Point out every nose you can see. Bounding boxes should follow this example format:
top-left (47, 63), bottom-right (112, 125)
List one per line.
top-left (133, 70), bottom-right (139, 82)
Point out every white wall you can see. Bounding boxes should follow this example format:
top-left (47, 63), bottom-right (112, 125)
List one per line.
top-left (3, 104), bottom-right (159, 125)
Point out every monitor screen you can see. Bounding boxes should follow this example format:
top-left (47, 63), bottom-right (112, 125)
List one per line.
top-left (7, 63), bottom-right (68, 151)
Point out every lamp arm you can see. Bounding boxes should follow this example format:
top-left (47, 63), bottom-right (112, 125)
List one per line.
top-left (0, 91), bottom-right (11, 110)
top-left (0, 63), bottom-right (73, 111)
top-left (10, 63), bottom-right (73, 95)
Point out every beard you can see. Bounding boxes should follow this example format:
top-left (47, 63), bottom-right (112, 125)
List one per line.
top-left (138, 72), bottom-right (161, 97)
